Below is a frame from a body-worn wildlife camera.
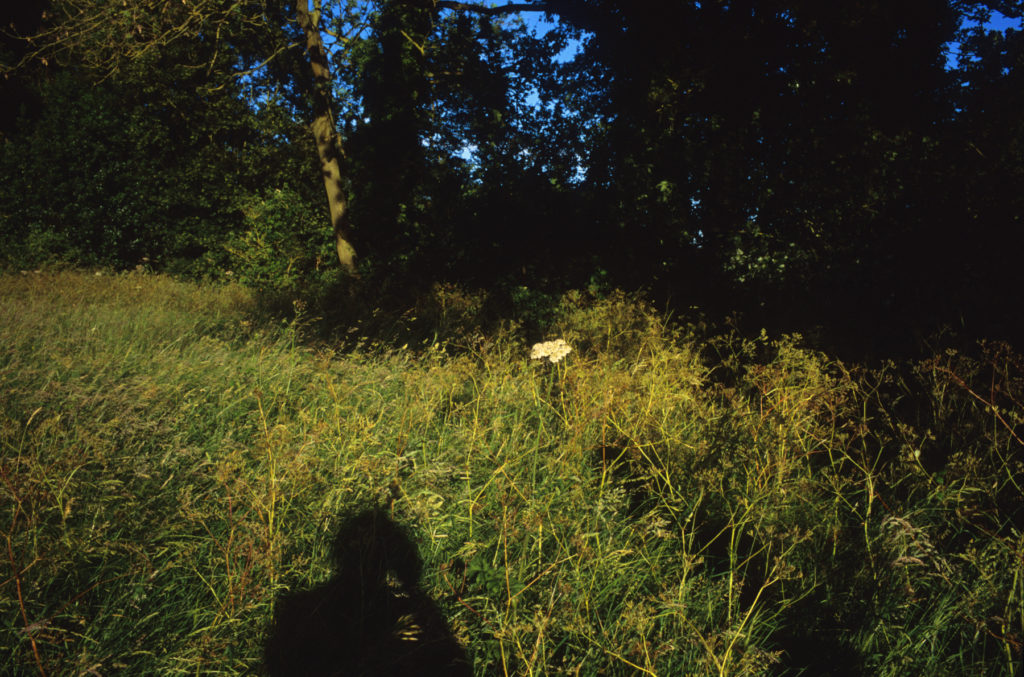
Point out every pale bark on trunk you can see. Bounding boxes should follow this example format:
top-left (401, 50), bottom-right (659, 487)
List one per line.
top-left (296, 1), bottom-right (358, 276)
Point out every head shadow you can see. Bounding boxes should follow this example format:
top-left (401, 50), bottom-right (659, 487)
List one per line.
top-left (263, 507), bottom-right (470, 676)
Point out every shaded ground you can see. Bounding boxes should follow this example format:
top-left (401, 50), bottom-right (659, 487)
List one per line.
top-left (264, 508), bottom-right (471, 677)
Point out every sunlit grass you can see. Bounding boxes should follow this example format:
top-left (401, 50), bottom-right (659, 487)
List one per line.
top-left (1, 270), bottom-right (1021, 675)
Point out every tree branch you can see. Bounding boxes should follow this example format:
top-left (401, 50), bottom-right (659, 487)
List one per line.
top-left (434, 1), bottom-right (553, 16)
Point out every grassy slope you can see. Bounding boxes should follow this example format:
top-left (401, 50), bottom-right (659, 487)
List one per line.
top-left (1, 271), bottom-right (1021, 676)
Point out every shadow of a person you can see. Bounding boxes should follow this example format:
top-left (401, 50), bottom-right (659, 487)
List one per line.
top-left (264, 508), bottom-right (471, 676)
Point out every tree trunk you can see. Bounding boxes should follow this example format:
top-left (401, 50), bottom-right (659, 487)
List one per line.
top-left (296, 1), bottom-right (358, 276)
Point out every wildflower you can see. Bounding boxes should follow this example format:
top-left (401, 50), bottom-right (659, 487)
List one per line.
top-left (530, 339), bottom-right (572, 363)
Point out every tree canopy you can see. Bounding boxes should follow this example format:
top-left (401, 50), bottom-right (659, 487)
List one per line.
top-left (2, 0), bottom-right (1022, 353)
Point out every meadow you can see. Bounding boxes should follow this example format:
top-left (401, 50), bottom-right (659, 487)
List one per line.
top-left (1, 270), bottom-right (1021, 675)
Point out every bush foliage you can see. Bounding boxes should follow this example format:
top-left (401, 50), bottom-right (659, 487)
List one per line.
top-left (225, 188), bottom-right (338, 296)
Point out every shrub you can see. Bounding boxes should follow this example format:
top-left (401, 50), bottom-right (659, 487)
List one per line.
top-left (225, 189), bottom-right (338, 298)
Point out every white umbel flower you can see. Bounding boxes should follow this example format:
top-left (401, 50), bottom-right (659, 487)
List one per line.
top-left (530, 339), bottom-right (572, 363)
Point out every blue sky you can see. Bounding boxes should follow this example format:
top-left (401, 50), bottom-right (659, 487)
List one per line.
top-left (946, 10), bottom-right (1023, 68)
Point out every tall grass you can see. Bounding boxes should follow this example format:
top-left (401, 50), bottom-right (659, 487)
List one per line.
top-left (1, 271), bottom-right (1021, 675)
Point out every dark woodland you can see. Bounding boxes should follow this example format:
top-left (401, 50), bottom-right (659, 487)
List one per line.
top-left (2, 0), bottom-right (1022, 357)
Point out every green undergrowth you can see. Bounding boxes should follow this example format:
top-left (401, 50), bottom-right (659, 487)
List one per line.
top-left (1, 271), bottom-right (1022, 675)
